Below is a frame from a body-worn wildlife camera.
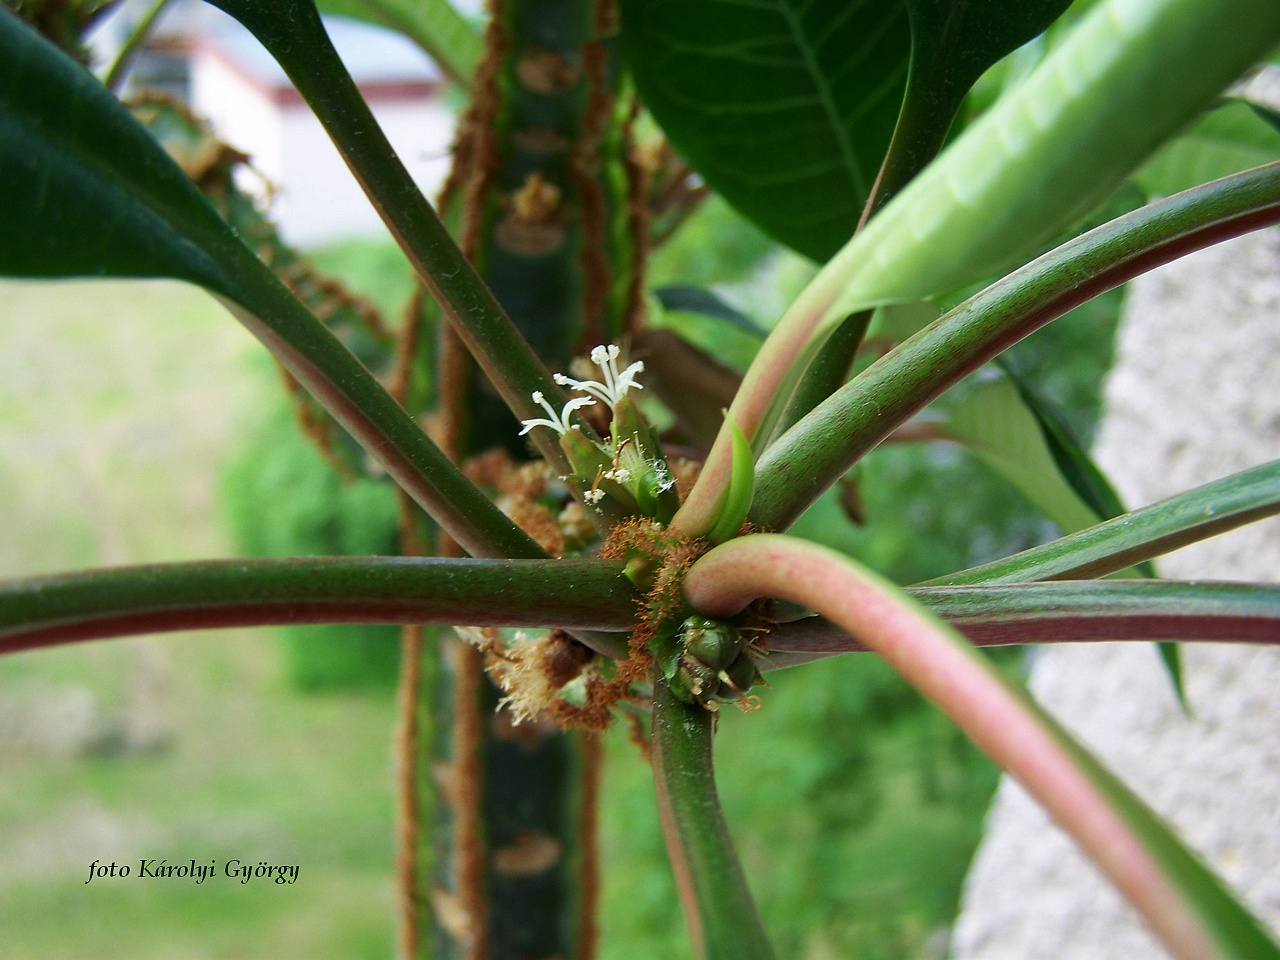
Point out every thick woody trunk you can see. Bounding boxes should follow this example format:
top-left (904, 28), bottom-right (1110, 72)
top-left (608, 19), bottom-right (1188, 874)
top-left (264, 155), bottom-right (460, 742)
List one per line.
top-left (411, 2), bottom-right (641, 958)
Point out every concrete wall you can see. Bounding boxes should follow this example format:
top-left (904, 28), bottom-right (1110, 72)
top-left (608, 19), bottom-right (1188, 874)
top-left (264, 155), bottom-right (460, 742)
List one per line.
top-left (950, 228), bottom-right (1280, 959)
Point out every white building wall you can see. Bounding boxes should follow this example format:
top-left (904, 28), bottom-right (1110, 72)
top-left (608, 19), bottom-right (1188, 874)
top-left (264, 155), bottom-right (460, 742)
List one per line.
top-left (190, 50), bottom-right (284, 187)
top-left (275, 95), bottom-right (455, 248)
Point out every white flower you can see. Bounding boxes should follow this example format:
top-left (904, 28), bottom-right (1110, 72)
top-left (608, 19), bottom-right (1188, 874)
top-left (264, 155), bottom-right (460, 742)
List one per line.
top-left (554, 344), bottom-right (644, 407)
top-left (518, 390), bottom-right (596, 436)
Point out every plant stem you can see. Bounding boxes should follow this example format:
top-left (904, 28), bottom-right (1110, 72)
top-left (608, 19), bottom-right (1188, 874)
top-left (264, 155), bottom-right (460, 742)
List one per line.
top-left (752, 162), bottom-right (1280, 531)
top-left (222, 293), bottom-right (544, 560)
top-left (208, 0), bottom-right (595, 478)
top-left (684, 534), bottom-right (1280, 960)
top-left (651, 674), bottom-right (776, 960)
top-left (0, 557), bottom-right (637, 655)
top-left (103, 0), bottom-right (174, 93)
top-left (767, 580), bottom-right (1280, 657)
top-left (927, 458), bottom-right (1280, 586)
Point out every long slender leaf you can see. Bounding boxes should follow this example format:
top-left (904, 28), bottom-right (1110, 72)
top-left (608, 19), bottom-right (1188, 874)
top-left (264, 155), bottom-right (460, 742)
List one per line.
top-left (0, 557), bottom-right (637, 655)
top-left (0, 8), bottom-right (541, 560)
top-left (684, 534), bottom-right (1280, 960)
top-left (819, 0), bottom-right (1280, 323)
top-left (748, 161), bottom-right (1280, 533)
top-left (651, 675), bottom-right (776, 960)
top-left (927, 458), bottom-right (1280, 586)
top-left (653, 285), bottom-right (767, 336)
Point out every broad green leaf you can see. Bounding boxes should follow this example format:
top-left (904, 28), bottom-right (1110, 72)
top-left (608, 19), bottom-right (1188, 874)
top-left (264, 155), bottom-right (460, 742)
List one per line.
top-left (622, 0), bottom-right (911, 261)
top-left (0, 9), bottom-right (540, 561)
top-left (1137, 102), bottom-right (1280, 198)
top-left (866, 0), bottom-right (1072, 217)
top-left (991, 359), bottom-right (1178, 696)
top-left (866, 299), bottom-right (942, 343)
top-left (995, 359), bottom-right (1126, 521)
top-left (943, 367), bottom-right (1184, 717)
top-left (687, 534), bottom-right (1280, 960)
top-left (930, 458), bottom-right (1280, 586)
top-left (316, 0), bottom-right (481, 88)
top-left (0, 8), bottom-right (239, 290)
top-left (0, 557), bottom-right (638, 654)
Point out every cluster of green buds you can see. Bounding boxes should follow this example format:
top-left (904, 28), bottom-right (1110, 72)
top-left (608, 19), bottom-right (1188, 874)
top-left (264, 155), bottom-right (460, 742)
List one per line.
top-left (659, 616), bottom-right (765, 711)
top-left (520, 344), bottom-right (680, 524)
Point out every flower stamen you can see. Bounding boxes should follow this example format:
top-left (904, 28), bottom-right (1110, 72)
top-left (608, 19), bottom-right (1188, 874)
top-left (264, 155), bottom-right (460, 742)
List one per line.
top-left (518, 390), bottom-right (596, 436)
top-left (553, 344), bottom-right (644, 407)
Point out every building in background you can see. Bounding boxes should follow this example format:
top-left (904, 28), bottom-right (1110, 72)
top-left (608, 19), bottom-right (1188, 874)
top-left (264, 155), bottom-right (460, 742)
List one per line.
top-left (94, 0), bottom-right (457, 247)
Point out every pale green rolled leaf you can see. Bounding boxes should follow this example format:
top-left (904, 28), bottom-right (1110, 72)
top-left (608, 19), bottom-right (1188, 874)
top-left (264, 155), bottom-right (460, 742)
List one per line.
top-left (806, 0), bottom-right (1280, 328)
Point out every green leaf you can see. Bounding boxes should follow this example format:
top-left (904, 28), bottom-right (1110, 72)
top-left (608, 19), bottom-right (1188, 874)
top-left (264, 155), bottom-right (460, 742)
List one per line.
top-left (1137, 101), bottom-right (1280, 198)
top-left (653, 285), bottom-right (767, 335)
top-left (812, 0), bottom-right (1280, 325)
top-left (708, 424), bottom-right (756, 544)
top-left (0, 9), bottom-right (541, 561)
top-left (0, 9), bottom-right (238, 290)
top-left (748, 160), bottom-right (1280, 534)
top-left (316, 0), bottom-right (481, 89)
top-left (676, 0), bottom-right (1280, 539)
top-left (864, 0), bottom-right (1071, 218)
top-left (980, 360), bottom-right (1179, 695)
top-left (622, 0), bottom-right (911, 261)
top-left (928, 457), bottom-right (1280, 586)
top-left (0, 557), bottom-right (638, 655)
top-left (943, 374), bottom-right (1101, 534)
top-left (994, 360), bottom-right (1121, 516)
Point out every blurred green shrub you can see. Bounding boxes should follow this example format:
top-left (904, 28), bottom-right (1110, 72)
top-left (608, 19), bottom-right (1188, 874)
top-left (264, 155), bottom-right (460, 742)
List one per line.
top-left (223, 385), bottom-right (402, 692)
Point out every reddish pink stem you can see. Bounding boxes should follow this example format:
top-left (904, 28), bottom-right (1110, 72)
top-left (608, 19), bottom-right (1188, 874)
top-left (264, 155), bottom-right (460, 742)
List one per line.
top-left (670, 280), bottom-right (842, 538)
top-left (683, 534), bottom-right (1219, 960)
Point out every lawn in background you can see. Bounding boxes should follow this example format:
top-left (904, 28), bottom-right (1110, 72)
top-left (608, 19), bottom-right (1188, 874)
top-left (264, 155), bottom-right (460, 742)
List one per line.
top-left (0, 278), bottom-right (397, 959)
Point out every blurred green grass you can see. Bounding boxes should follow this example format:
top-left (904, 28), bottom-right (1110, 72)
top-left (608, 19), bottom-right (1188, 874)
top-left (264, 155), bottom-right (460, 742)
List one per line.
top-left (0, 278), bottom-right (398, 959)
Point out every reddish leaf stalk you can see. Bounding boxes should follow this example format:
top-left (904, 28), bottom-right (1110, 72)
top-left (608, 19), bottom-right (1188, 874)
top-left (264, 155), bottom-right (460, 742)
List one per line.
top-left (683, 535), bottom-right (1223, 960)
top-left (768, 581), bottom-right (1280, 657)
top-left (0, 557), bottom-right (637, 655)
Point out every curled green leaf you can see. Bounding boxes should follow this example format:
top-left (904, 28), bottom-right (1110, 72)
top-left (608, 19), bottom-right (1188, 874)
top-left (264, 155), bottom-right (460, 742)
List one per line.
top-left (708, 424), bottom-right (755, 545)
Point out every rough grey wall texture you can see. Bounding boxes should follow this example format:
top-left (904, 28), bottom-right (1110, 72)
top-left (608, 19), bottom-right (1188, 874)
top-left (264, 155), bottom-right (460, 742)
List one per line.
top-left (949, 228), bottom-right (1280, 960)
